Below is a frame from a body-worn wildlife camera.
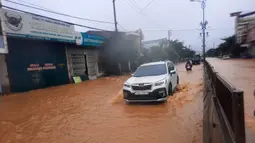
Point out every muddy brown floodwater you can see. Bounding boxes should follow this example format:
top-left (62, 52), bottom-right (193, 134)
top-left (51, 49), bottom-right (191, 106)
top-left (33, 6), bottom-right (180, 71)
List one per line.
top-left (0, 63), bottom-right (203, 143)
top-left (207, 58), bottom-right (255, 142)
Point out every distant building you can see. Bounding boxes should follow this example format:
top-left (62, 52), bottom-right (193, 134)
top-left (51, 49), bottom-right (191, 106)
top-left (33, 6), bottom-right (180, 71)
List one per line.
top-left (231, 11), bottom-right (255, 57)
top-left (87, 30), bottom-right (143, 74)
top-left (142, 38), bottom-right (167, 49)
top-left (87, 30), bottom-right (142, 52)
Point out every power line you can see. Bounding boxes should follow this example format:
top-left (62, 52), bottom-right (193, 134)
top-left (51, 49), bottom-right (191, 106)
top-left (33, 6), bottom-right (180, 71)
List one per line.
top-left (142, 28), bottom-right (233, 31)
top-left (118, 23), bottom-right (128, 31)
top-left (124, 0), bottom-right (145, 16)
top-left (3, 0), bottom-right (115, 24)
top-left (124, 0), bottom-right (165, 29)
top-left (129, 0), bottom-right (148, 16)
top-left (14, 0), bottom-right (54, 11)
top-left (142, 29), bottom-right (200, 31)
top-left (2, 5), bottom-right (110, 31)
top-left (141, 0), bottom-right (185, 12)
top-left (141, 0), bottom-right (155, 12)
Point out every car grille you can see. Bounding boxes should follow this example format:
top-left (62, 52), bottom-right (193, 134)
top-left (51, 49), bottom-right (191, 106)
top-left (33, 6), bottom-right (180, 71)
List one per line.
top-left (123, 88), bottom-right (167, 100)
top-left (132, 84), bottom-right (152, 90)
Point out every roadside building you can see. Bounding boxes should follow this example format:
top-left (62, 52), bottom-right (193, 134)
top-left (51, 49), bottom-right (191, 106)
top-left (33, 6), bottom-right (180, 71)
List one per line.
top-left (0, 8), bottom-right (104, 93)
top-left (231, 11), bottom-right (255, 57)
top-left (87, 30), bottom-right (142, 74)
top-left (142, 38), bottom-right (167, 49)
top-left (65, 34), bottom-right (104, 81)
top-left (246, 22), bottom-right (255, 56)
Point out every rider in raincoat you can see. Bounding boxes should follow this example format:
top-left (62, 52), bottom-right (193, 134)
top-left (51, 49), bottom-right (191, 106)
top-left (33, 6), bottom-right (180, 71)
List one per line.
top-left (185, 60), bottom-right (193, 69)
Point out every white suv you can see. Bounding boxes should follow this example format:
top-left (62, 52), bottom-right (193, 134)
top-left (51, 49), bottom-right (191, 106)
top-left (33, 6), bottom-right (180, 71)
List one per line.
top-left (123, 61), bottom-right (179, 103)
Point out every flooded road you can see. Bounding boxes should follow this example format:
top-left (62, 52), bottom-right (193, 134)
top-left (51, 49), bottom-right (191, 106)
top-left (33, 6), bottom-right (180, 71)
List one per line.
top-left (0, 64), bottom-right (203, 143)
top-left (207, 58), bottom-right (255, 142)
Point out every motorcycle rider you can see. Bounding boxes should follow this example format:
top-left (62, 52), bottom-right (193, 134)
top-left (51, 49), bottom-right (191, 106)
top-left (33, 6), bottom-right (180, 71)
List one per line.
top-left (185, 59), bottom-right (193, 70)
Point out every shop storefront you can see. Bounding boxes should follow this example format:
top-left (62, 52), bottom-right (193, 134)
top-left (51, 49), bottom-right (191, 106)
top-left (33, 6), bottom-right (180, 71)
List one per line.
top-left (65, 33), bottom-right (104, 81)
top-left (6, 37), bottom-right (69, 92)
top-left (0, 8), bottom-right (104, 92)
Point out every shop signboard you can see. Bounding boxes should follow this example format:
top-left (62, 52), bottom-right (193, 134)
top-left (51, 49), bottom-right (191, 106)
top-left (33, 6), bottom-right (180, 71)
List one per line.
top-left (0, 8), bottom-right (104, 47)
top-left (1, 8), bottom-right (78, 43)
top-left (81, 33), bottom-right (104, 47)
top-left (73, 76), bottom-right (82, 83)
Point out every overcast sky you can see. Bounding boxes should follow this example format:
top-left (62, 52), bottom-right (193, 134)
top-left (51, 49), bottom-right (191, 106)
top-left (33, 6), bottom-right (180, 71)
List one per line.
top-left (4, 0), bottom-right (255, 51)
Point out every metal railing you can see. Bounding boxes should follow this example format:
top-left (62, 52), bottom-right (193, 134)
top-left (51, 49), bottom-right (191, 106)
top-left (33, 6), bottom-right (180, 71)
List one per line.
top-left (203, 60), bottom-right (245, 143)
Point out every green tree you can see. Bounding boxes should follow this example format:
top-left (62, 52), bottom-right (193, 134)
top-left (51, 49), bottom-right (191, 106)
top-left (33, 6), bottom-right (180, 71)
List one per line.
top-left (206, 48), bottom-right (217, 57)
top-left (207, 35), bottom-right (245, 57)
top-left (141, 39), bottom-right (196, 64)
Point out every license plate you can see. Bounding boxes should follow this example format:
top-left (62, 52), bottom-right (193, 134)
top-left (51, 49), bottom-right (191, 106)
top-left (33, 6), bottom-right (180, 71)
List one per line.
top-left (134, 91), bottom-right (149, 95)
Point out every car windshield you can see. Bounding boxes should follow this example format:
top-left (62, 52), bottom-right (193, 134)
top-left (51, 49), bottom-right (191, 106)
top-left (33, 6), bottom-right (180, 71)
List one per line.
top-left (193, 55), bottom-right (200, 60)
top-left (133, 64), bottom-right (167, 77)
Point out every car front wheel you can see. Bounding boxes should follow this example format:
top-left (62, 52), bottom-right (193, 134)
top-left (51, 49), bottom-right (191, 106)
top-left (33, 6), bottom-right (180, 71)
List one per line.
top-left (168, 84), bottom-right (172, 96)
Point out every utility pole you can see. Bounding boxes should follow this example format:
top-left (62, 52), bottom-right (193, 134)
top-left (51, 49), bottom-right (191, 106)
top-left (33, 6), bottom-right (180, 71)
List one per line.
top-left (168, 30), bottom-right (172, 41)
top-left (112, 0), bottom-right (118, 32)
top-left (201, 0), bottom-right (207, 60)
top-left (191, 0), bottom-right (207, 60)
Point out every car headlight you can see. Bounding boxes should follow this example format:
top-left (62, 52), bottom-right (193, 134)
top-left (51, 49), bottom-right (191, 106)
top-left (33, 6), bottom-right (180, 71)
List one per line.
top-left (155, 79), bottom-right (167, 86)
top-left (124, 83), bottom-right (131, 88)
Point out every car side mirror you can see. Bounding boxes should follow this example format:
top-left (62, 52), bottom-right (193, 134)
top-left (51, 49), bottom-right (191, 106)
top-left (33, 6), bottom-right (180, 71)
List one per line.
top-left (170, 70), bottom-right (176, 75)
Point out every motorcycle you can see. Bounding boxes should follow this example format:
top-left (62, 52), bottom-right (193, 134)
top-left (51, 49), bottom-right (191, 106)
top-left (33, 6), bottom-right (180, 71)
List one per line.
top-left (185, 63), bottom-right (192, 71)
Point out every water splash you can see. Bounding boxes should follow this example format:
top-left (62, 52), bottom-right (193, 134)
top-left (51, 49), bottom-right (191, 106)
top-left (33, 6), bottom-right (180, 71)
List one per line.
top-left (110, 90), bottom-right (124, 104)
top-left (110, 82), bottom-right (203, 105)
top-left (167, 82), bottom-right (203, 108)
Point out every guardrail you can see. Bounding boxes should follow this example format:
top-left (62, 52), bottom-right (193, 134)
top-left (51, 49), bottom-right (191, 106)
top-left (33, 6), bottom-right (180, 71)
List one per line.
top-left (203, 60), bottom-right (245, 143)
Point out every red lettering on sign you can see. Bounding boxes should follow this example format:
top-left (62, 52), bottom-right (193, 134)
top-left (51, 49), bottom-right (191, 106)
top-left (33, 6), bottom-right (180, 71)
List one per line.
top-left (27, 67), bottom-right (42, 71)
top-left (29, 64), bottom-right (40, 67)
top-left (45, 63), bottom-right (54, 66)
top-left (42, 66), bottom-right (56, 70)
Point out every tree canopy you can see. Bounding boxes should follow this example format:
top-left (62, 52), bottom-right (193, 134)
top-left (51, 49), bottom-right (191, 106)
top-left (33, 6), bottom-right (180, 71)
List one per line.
top-left (206, 35), bottom-right (246, 57)
top-left (100, 33), bottom-right (196, 75)
top-left (141, 39), bottom-right (196, 63)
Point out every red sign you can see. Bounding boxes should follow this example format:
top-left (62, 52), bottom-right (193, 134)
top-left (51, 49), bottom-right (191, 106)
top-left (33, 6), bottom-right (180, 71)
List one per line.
top-left (27, 63), bottom-right (56, 71)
